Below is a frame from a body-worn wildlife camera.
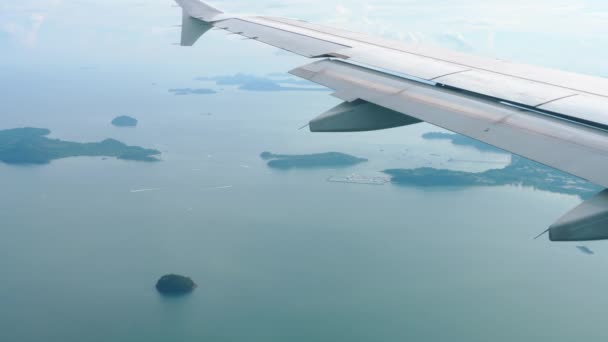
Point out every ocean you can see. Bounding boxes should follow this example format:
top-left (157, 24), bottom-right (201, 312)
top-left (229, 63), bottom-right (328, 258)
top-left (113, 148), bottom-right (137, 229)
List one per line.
top-left (1, 62), bottom-right (607, 342)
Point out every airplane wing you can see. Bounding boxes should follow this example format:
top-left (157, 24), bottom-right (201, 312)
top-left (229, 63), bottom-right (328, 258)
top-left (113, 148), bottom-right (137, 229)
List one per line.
top-left (173, 0), bottom-right (608, 241)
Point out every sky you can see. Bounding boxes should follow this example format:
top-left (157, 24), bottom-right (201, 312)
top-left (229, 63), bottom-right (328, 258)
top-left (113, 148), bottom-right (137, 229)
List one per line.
top-left (1, 0), bottom-right (608, 77)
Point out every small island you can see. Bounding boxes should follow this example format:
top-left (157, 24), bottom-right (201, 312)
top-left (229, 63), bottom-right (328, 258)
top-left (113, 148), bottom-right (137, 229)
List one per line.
top-left (0, 127), bottom-right (160, 164)
top-left (111, 116), bottom-right (138, 127)
top-left (260, 151), bottom-right (368, 170)
top-left (155, 274), bottom-right (197, 295)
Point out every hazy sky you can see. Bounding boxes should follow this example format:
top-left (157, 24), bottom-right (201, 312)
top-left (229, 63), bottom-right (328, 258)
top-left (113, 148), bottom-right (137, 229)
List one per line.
top-left (1, 0), bottom-right (608, 75)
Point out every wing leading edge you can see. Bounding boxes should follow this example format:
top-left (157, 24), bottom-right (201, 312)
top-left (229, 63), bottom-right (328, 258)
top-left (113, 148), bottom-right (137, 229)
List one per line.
top-left (173, 0), bottom-right (608, 241)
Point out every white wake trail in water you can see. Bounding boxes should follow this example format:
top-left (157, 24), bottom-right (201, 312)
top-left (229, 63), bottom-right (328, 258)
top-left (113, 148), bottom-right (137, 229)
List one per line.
top-left (130, 188), bottom-right (161, 193)
top-left (201, 185), bottom-right (233, 191)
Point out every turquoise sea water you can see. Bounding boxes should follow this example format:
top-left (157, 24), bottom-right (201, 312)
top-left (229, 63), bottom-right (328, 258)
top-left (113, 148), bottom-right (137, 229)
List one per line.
top-left (1, 66), bottom-right (608, 342)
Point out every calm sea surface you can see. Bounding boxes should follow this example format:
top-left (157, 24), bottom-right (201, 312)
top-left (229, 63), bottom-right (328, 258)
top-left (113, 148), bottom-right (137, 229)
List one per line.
top-left (1, 67), bottom-right (607, 341)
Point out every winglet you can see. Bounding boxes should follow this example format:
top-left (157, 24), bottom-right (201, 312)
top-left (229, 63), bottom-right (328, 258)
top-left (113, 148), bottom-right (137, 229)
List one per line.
top-left (175, 0), bottom-right (223, 22)
top-left (180, 10), bottom-right (212, 46)
top-left (175, 1), bottom-right (222, 46)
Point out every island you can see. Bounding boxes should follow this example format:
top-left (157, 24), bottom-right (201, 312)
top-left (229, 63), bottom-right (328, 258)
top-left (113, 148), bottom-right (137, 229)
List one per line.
top-left (155, 274), bottom-right (197, 295)
top-left (383, 155), bottom-right (602, 199)
top-left (0, 127), bottom-right (161, 164)
top-left (423, 132), bottom-right (505, 153)
top-left (111, 116), bottom-right (138, 127)
top-left (168, 88), bottom-right (217, 96)
top-left (261, 151), bottom-right (368, 170)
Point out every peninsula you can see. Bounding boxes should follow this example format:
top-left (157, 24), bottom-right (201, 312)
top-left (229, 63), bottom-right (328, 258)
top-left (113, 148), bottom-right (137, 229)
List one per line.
top-left (0, 127), bottom-right (160, 164)
top-left (384, 155), bottom-right (602, 199)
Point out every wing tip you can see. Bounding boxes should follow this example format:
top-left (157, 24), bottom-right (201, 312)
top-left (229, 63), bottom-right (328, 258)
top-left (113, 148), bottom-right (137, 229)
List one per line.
top-left (175, 0), bottom-right (223, 22)
top-left (180, 10), bottom-right (213, 46)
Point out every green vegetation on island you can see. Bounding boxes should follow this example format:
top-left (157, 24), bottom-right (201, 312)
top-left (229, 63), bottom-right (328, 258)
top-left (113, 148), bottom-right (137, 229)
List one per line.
top-left (111, 116), bottom-right (138, 127)
top-left (0, 127), bottom-right (160, 164)
top-left (155, 274), bottom-right (197, 295)
top-left (261, 151), bottom-right (368, 170)
top-left (384, 155), bottom-right (602, 199)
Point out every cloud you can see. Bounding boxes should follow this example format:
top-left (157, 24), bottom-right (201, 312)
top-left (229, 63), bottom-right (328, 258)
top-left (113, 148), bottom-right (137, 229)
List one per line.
top-left (1, 12), bottom-right (46, 47)
top-left (25, 13), bottom-right (45, 46)
top-left (436, 31), bottom-right (473, 52)
top-left (2, 0), bottom-right (607, 75)
top-left (1, 22), bottom-right (19, 35)
top-left (335, 4), bottom-right (351, 16)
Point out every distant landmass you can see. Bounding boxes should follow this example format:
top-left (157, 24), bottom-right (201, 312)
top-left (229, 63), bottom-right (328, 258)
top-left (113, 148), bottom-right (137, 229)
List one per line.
top-left (111, 116), bottom-right (138, 127)
top-left (384, 155), bottom-right (601, 199)
top-left (423, 132), bottom-right (506, 153)
top-left (155, 274), bottom-right (197, 295)
top-left (261, 151), bottom-right (368, 170)
top-left (168, 88), bottom-right (217, 96)
top-left (196, 74), bottom-right (328, 92)
top-left (0, 127), bottom-right (161, 164)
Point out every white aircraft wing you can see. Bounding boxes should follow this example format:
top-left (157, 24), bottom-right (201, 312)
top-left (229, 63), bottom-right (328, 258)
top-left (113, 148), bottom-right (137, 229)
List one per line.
top-left (174, 0), bottom-right (608, 241)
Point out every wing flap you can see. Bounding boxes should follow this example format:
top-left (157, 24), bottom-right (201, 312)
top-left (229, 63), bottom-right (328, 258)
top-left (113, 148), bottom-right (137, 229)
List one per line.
top-left (538, 94), bottom-right (608, 129)
top-left (347, 47), bottom-right (471, 80)
top-left (433, 69), bottom-right (578, 107)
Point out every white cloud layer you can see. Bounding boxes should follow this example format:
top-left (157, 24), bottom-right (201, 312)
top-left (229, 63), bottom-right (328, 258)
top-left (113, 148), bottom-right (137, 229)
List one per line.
top-left (0, 0), bottom-right (606, 75)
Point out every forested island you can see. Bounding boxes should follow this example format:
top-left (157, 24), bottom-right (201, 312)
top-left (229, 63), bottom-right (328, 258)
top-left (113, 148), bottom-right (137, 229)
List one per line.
top-left (261, 151), bottom-right (368, 170)
top-left (384, 155), bottom-right (601, 199)
top-left (111, 116), bottom-right (138, 127)
top-left (0, 127), bottom-right (160, 164)
top-left (156, 274), bottom-right (197, 295)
